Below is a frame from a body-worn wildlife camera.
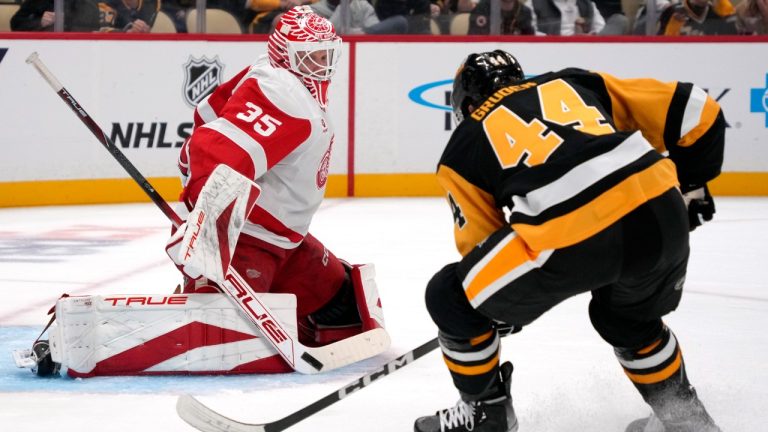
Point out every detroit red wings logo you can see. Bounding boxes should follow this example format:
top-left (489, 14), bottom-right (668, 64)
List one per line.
top-left (316, 141), bottom-right (333, 188)
top-left (301, 14), bottom-right (335, 40)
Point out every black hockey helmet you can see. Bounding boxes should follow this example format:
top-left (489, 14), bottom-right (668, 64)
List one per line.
top-left (451, 50), bottom-right (524, 123)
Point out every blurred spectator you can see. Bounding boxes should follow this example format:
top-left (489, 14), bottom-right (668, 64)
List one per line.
top-left (311, 0), bottom-right (408, 34)
top-left (244, 0), bottom-right (313, 33)
top-left (375, 0), bottom-right (433, 33)
top-left (160, 1), bottom-right (246, 33)
top-left (630, 0), bottom-right (669, 34)
top-left (430, 0), bottom-right (474, 33)
top-left (593, 0), bottom-right (621, 17)
top-left (430, 0), bottom-right (443, 17)
top-left (166, 0), bottom-right (247, 33)
top-left (208, 0), bottom-right (248, 30)
top-left (469, 0), bottom-right (536, 34)
top-left (736, 0), bottom-right (768, 33)
top-left (528, 0), bottom-right (607, 34)
top-left (11, 0), bottom-right (100, 32)
top-left (435, 0), bottom-right (477, 13)
top-left (656, 0), bottom-right (740, 35)
top-left (160, 0), bottom-right (194, 32)
top-left (592, 0), bottom-right (628, 32)
top-left (98, 0), bottom-right (159, 32)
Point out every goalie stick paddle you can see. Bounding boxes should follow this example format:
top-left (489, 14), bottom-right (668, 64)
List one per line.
top-left (26, 52), bottom-right (390, 375)
top-left (177, 337), bottom-right (440, 432)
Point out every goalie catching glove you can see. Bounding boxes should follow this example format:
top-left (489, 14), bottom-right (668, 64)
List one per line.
top-left (165, 164), bottom-right (261, 282)
top-left (681, 184), bottom-right (715, 232)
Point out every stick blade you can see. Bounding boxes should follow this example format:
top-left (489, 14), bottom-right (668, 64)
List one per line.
top-left (303, 327), bottom-right (391, 373)
top-left (177, 394), bottom-right (266, 432)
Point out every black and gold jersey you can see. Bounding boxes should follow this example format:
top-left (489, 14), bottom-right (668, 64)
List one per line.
top-left (98, 0), bottom-right (159, 32)
top-left (438, 68), bottom-right (725, 256)
top-left (657, 0), bottom-right (740, 36)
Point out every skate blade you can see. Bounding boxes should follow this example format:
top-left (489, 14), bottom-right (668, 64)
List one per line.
top-left (12, 349), bottom-right (37, 369)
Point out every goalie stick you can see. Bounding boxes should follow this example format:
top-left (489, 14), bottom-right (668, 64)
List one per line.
top-left (26, 52), bottom-right (389, 375)
top-left (177, 337), bottom-right (440, 432)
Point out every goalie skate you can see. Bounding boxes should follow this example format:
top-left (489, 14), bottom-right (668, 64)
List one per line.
top-left (13, 340), bottom-right (61, 377)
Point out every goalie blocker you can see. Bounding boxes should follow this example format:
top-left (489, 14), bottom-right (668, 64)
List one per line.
top-left (14, 264), bottom-right (384, 377)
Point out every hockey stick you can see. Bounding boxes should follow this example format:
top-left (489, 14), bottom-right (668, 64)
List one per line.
top-left (177, 337), bottom-right (440, 432)
top-left (26, 52), bottom-right (389, 375)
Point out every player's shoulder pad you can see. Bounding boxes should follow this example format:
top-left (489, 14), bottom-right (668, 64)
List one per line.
top-left (443, 120), bottom-right (482, 162)
top-left (553, 67), bottom-right (594, 79)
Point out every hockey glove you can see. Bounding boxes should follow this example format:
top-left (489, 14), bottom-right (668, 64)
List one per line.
top-left (165, 222), bottom-right (203, 280)
top-left (165, 164), bottom-right (262, 282)
top-left (682, 184), bottom-right (715, 232)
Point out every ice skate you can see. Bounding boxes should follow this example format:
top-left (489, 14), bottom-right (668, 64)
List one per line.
top-left (625, 387), bottom-right (721, 432)
top-left (414, 362), bottom-right (518, 432)
top-left (31, 340), bottom-right (60, 377)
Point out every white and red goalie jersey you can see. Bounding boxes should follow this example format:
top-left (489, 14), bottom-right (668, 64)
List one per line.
top-left (179, 55), bottom-right (335, 249)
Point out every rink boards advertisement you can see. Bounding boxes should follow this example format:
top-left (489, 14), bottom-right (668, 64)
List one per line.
top-left (0, 37), bottom-right (766, 205)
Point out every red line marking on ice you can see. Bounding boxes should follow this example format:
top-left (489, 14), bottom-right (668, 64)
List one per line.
top-left (0, 260), bottom-right (169, 323)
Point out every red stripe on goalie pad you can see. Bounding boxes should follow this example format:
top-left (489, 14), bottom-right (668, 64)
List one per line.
top-left (229, 356), bottom-right (293, 374)
top-left (67, 321), bottom-right (261, 377)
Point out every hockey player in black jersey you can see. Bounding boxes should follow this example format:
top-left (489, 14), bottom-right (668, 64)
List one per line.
top-left (414, 50), bottom-right (724, 432)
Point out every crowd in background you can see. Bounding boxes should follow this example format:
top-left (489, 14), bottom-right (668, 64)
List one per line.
top-left (1, 0), bottom-right (766, 35)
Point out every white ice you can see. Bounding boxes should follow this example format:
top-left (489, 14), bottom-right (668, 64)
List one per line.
top-left (0, 197), bottom-right (766, 431)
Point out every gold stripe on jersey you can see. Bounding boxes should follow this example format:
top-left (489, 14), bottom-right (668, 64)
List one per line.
top-left (512, 158), bottom-right (679, 251)
top-left (444, 352), bottom-right (500, 376)
top-left (463, 231), bottom-right (553, 306)
top-left (598, 72), bottom-right (676, 153)
top-left (679, 94), bottom-right (720, 147)
top-left (437, 165), bottom-right (506, 257)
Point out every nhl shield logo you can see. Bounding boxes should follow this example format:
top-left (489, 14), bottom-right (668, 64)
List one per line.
top-left (182, 56), bottom-right (223, 108)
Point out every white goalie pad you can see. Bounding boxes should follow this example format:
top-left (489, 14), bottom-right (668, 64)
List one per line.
top-left (351, 264), bottom-right (386, 331)
top-left (48, 293), bottom-right (297, 377)
top-left (172, 164), bottom-right (260, 283)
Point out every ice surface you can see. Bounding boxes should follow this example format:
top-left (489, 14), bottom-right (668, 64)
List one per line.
top-left (1, 197), bottom-right (766, 431)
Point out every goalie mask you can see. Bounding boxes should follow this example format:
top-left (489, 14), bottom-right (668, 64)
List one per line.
top-left (268, 6), bottom-right (342, 109)
top-left (451, 50), bottom-right (525, 123)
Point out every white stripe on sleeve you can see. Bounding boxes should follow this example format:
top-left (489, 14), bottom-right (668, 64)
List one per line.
top-left (680, 86), bottom-right (708, 138)
top-left (196, 95), bottom-right (217, 124)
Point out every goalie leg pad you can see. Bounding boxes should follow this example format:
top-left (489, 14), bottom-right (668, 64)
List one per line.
top-left (48, 293), bottom-right (298, 377)
top-left (350, 263), bottom-right (386, 331)
top-left (309, 263), bottom-right (386, 345)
